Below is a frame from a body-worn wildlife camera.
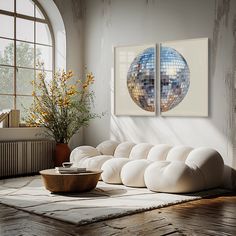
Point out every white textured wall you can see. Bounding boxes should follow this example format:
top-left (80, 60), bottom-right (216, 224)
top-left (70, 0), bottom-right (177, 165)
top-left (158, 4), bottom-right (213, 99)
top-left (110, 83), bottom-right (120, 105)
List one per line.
top-left (53, 0), bottom-right (85, 150)
top-left (83, 0), bottom-right (236, 188)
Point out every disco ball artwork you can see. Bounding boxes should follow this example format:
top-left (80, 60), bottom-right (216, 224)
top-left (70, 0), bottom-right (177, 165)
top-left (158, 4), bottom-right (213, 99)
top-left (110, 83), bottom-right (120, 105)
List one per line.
top-left (127, 47), bottom-right (155, 112)
top-left (160, 46), bottom-right (190, 112)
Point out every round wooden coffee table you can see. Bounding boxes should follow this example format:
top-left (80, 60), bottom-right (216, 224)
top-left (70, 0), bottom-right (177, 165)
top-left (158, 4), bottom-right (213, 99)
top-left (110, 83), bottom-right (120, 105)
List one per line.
top-left (40, 169), bottom-right (102, 193)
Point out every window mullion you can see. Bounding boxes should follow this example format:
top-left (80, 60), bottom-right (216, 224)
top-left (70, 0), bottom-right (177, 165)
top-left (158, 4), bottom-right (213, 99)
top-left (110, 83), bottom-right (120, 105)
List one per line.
top-left (13, 0), bottom-right (16, 109)
top-left (0, 0), bottom-right (55, 122)
top-left (0, 10), bottom-right (47, 23)
top-left (34, 3), bottom-right (36, 95)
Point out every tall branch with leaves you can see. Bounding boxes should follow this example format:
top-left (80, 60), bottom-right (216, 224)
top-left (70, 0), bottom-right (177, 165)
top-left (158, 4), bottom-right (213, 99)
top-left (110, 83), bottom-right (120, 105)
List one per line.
top-left (25, 68), bottom-right (100, 143)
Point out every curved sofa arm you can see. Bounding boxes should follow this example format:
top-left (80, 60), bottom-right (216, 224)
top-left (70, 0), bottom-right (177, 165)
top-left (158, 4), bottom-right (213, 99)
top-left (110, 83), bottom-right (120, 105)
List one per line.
top-left (144, 161), bottom-right (205, 193)
top-left (185, 147), bottom-right (224, 189)
top-left (70, 146), bottom-right (100, 166)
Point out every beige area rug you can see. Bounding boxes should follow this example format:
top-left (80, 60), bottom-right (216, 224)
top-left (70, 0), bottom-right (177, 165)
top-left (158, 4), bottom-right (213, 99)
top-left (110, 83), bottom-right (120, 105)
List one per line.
top-left (0, 176), bottom-right (228, 225)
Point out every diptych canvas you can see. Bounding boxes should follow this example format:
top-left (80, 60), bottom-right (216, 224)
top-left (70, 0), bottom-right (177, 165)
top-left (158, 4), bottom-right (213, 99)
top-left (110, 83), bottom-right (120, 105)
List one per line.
top-left (160, 38), bottom-right (208, 116)
top-left (114, 44), bottom-right (156, 116)
top-left (114, 38), bottom-right (208, 117)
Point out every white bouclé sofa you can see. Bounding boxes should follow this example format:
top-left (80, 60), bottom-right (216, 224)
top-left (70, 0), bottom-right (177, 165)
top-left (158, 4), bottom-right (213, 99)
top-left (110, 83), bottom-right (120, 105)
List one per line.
top-left (70, 140), bottom-right (224, 193)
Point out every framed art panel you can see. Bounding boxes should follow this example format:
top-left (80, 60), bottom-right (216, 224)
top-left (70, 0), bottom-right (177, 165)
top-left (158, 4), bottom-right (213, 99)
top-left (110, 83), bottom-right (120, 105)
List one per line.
top-left (114, 44), bottom-right (156, 116)
top-left (160, 38), bottom-right (208, 116)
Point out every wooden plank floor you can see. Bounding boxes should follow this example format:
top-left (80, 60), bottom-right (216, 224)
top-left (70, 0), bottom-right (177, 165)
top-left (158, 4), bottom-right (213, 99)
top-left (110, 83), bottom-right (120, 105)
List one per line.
top-left (0, 193), bottom-right (235, 236)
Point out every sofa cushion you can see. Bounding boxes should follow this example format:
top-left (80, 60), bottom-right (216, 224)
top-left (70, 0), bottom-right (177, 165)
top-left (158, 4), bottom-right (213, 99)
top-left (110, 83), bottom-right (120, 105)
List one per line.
top-left (129, 143), bottom-right (153, 160)
top-left (70, 146), bottom-right (100, 166)
top-left (114, 141), bottom-right (136, 158)
top-left (96, 140), bottom-right (120, 155)
top-left (74, 157), bottom-right (88, 167)
top-left (101, 158), bottom-right (130, 184)
top-left (185, 147), bottom-right (224, 188)
top-left (81, 155), bottom-right (113, 170)
top-left (121, 159), bottom-right (151, 187)
top-left (147, 144), bottom-right (172, 161)
top-left (81, 155), bottom-right (113, 180)
top-left (166, 146), bottom-right (193, 161)
top-left (144, 161), bottom-right (205, 193)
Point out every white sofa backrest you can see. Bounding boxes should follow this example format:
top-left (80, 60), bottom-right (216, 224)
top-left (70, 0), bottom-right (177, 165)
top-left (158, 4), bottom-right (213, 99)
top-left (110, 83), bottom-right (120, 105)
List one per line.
top-left (147, 144), bottom-right (172, 161)
top-left (96, 140), bottom-right (119, 155)
top-left (129, 143), bottom-right (153, 160)
top-left (166, 146), bottom-right (193, 161)
top-left (114, 142), bottom-right (136, 158)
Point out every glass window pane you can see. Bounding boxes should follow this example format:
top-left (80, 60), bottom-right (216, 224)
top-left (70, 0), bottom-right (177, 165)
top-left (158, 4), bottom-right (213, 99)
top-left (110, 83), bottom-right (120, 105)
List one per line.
top-left (36, 22), bottom-right (52, 45)
top-left (16, 68), bottom-right (34, 95)
top-left (0, 14), bottom-right (14, 38)
top-left (16, 42), bottom-right (34, 68)
top-left (36, 45), bottom-right (52, 70)
top-left (0, 95), bottom-right (14, 110)
top-left (16, 95), bottom-right (33, 121)
top-left (0, 0), bottom-right (14, 12)
top-left (36, 6), bottom-right (45, 19)
top-left (0, 66), bottom-right (14, 94)
top-left (16, 0), bottom-right (34, 17)
top-left (0, 38), bottom-right (14, 66)
top-left (16, 18), bottom-right (34, 42)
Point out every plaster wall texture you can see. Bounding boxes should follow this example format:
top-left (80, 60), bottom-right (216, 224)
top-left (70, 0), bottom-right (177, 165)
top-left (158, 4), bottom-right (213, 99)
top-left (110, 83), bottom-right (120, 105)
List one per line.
top-left (82, 0), bottom-right (236, 188)
top-left (53, 0), bottom-right (85, 149)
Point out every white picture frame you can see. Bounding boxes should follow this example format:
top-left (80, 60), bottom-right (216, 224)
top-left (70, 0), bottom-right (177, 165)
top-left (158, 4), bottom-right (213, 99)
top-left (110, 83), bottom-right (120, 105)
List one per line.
top-left (114, 44), bottom-right (156, 116)
top-left (160, 38), bottom-right (208, 116)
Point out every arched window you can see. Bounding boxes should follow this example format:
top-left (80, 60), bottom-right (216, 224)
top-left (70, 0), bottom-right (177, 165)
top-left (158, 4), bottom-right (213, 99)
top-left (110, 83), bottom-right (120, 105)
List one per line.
top-left (0, 0), bottom-right (54, 121)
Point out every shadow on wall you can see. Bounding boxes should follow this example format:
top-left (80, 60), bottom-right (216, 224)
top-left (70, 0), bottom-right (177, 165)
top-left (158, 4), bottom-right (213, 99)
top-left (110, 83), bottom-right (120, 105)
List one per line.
top-left (107, 0), bottom-right (236, 189)
top-left (110, 115), bottom-right (227, 155)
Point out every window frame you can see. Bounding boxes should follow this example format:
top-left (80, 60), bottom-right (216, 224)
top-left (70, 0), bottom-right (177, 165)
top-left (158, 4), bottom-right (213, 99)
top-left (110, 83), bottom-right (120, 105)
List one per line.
top-left (0, 0), bottom-right (55, 117)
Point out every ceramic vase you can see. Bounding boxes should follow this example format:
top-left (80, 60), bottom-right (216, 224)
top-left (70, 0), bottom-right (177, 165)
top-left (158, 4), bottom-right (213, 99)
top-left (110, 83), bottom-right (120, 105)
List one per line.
top-left (54, 143), bottom-right (71, 167)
